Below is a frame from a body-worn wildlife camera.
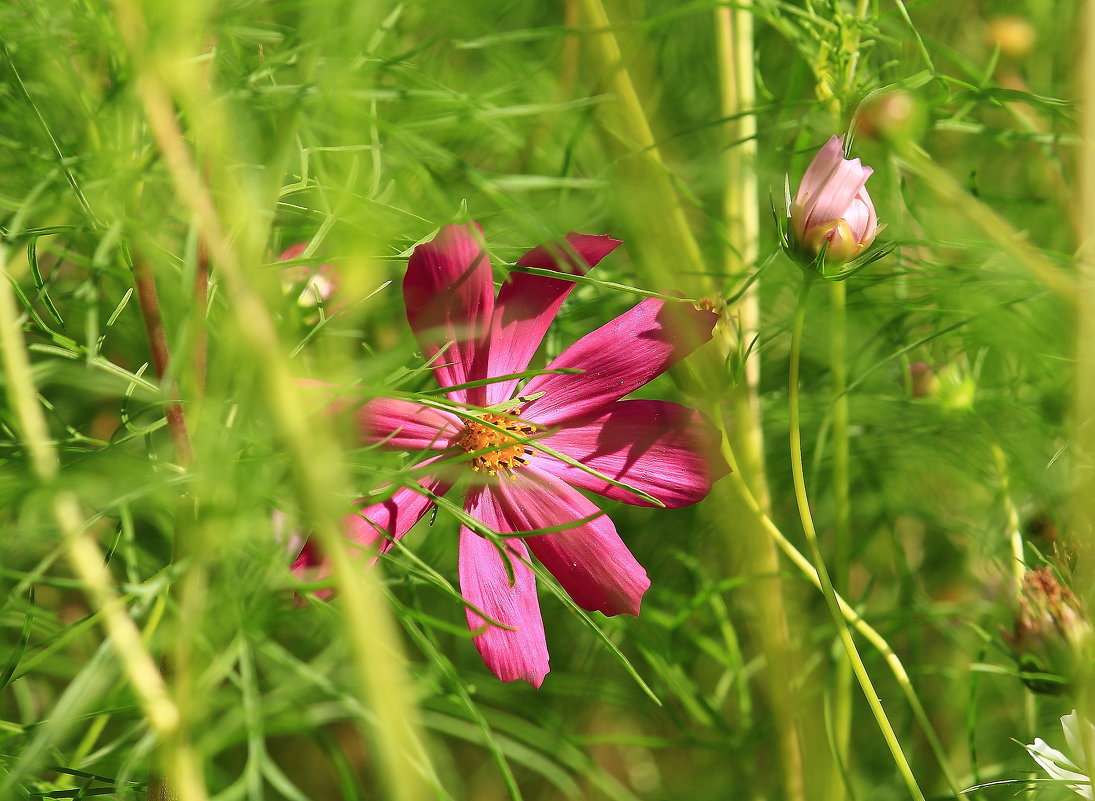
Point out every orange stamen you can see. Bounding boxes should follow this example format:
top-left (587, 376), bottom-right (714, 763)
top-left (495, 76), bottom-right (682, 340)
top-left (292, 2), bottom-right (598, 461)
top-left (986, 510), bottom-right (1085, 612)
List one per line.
top-left (455, 409), bottom-right (538, 478)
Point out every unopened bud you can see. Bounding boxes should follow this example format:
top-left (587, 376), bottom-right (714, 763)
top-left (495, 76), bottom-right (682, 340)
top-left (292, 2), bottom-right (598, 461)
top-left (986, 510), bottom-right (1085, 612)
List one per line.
top-left (1005, 567), bottom-right (1093, 694)
top-left (789, 136), bottom-right (882, 269)
top-left (907, 361), bottom-right (939, 398)
top-left (986, 16), bottom-right (1036, 60)
top-left (856, 90), bottom-right (925, 144)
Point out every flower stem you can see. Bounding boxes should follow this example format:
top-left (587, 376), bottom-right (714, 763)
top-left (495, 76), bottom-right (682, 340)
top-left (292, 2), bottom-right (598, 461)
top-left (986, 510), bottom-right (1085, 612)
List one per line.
top-left (132, 251), bottom-right (193, 466)
top-left (828, 10), bottom-right (880, 795)
top-left (992, 444), bottom-right (1025, 597)
top-left (714, 3), bottom-right (808, 798)
top-left (789, 275), bottom-right (928, 801)
top-left (712, 405), bottom-right (962, 798)
top-left (827, 276), bottom-right (853, 801)
top-left (130, 247), bottom-right (196, 801)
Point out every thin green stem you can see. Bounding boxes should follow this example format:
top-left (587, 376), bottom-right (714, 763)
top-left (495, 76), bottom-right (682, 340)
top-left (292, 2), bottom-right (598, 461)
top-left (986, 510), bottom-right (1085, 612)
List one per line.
top-left (829, 283), bottom-right (851, 601)
top-left (827, 277), bottom-right (852, 801)
top-left (789, 276), bottom-right (928, 801)
top-left (712, 406), bottom-right (962, 799)
top-left (0, 34), bottom-right (101, 228)
top-left (992, 445), bottom-right (1026, 596)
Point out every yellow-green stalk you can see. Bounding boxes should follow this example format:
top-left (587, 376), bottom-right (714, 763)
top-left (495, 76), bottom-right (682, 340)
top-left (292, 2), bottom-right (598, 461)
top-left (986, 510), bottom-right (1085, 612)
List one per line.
top-left (575, 0), bottom-right (810, 795)
top-left (715, 3), bottom-right (810, 799)
top-left (109, 2), bottom-right (438, 798)
top-left (788, 276), bottom-right (928, 801)
top-left (829, 5), bottom-right (868, 795)
top-left (1075, 0), bottom-right (1095, 733)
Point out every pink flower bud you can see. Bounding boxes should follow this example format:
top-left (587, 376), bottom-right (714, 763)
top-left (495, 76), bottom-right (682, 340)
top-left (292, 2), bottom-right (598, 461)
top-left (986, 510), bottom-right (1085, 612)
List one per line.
top-left (1005, 567), bottom-right (1093, 694)
top-left (790, 136), bottom-right (882, 265)
top-left (986, 15), bottom-right (1036, 60)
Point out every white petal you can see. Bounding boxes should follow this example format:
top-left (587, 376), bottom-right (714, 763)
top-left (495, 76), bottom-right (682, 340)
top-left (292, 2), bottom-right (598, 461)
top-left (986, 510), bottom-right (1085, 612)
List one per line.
top-left (1062, 712), bottom-right (1095, 773)
top-left (1027, 738), bottom-right (1093, 798)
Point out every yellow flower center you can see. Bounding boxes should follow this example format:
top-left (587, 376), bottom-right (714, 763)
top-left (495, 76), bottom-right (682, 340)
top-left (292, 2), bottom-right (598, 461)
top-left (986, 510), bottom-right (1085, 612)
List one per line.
top-left (455, 410), bottom-right (538, 477)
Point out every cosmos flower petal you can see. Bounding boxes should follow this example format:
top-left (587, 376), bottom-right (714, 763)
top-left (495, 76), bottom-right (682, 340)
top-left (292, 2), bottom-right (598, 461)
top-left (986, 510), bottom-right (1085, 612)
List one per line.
top-left (290, 458), bottom-right (452, 598)
top-left (325, 455), bottom-right (455, 562)
top-left (492, 469), bottom-right (650, 616)
top-left (793, 135), bottom-right (845, 211)
top-left (860, 185), bottom-right (880, 240)
top-left (357, 398), bottom-right (463, 450)
top-left (802, 158), bottom-right (872, 230)
top-left (1027, 739), bottom-right (1093, 798)
top-left (529, 399), bottom-right (725, 508)
top-left (485, 233), bottom-right (621, 405)
top-left (291, 453), bottom-right (453, 577)
top-left (290, 538), bottom-right (323, 573)
top-left (520, 298), bottom-right (717, 427)
top-left (288, 537), bottom-right (340, 602)
top-left (278, 242), bottom-right (309, 262)
top-left (1063, 712), bottom-right (1095, 773)
top-left (404, 223), bottom-right (494, 404)
top-left (841, 196), bottom-right (872, 242)
top-left (291, 457), bottom-right (453, 599)
top-left (460, 485), bottom-right (550, 687)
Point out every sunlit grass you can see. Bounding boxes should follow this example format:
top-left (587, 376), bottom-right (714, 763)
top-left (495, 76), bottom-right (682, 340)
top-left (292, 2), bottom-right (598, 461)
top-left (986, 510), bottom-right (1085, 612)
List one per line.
top-left (0, 1), bottom-right (1087, 799)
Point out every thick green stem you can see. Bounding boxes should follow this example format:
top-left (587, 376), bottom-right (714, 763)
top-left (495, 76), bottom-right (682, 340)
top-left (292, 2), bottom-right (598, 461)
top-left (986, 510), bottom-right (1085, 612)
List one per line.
top-left (575, 0), bottom-right (703, 274)
top-left (789, 276), bottom-right (928, 801)
top-left (713, 2), bottom-right (809, 798)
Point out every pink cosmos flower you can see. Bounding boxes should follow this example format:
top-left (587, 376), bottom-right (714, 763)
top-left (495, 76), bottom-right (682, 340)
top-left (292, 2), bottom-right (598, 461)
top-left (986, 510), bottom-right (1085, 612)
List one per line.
top-left (278, 243), bottom-right (339, 307)
top-left (790, 135), bottom-right (882, 264)
top-left (295, 223), bottom-right (723, 687)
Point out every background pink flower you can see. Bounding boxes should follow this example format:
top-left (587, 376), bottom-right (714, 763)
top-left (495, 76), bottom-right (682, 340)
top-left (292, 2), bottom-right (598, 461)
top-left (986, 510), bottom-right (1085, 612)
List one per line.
top-left (297, 223), bottom-right (724, 687)
top-left (278, 242), bottom-right (339, 307)
top-left (790, 135), bottom-right (882, 264)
